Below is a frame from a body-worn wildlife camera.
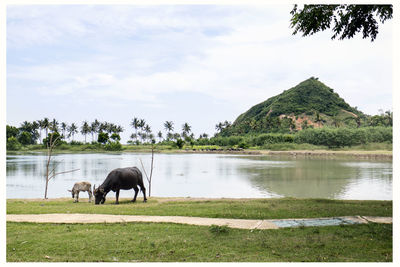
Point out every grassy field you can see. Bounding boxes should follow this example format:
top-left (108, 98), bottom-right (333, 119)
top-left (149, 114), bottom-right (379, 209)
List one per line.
top-left (7, 197), bottom-right (392, 219)
top-left (6, 198), bottom-right (393, 262)
top-left (7, 221), bottom-right (392, 262)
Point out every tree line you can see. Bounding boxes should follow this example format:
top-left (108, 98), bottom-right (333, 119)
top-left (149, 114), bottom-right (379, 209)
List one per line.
top-left (7, 118), bottom-right (124, 147)
top-left (6, 117), bottom-right (210, 150)
top-left (6, 109), bottom-right (392, 151)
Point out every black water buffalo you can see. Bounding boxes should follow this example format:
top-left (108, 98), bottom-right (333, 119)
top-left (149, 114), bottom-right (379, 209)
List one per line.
top-left (93, 167), bottom-right (147, 205)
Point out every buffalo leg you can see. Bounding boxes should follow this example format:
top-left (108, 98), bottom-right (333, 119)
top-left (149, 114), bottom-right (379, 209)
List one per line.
top-left (132, 186), bottom-right (139, 202)
top-left (88, 190), bottom-right (92, 203)
top-left (142, 187), bottom-right (147, 202)
top-left (74, 192), bottom-right (79, 203)
top-left (115, 189), bottom-right (120, 204)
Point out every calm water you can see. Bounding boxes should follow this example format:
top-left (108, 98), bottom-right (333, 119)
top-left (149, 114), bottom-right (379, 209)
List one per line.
top-left (6, 152), bottom-right (392, 200)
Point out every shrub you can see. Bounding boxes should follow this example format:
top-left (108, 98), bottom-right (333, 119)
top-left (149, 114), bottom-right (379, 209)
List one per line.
top-left (110, 133), bottom-right (121, 141)
top-left (17, 131), bottom-right (32, 145)
top-left (6, 125), bottom-right (19, 139)
top-left (104, 141), bottom-right (123, 151)
top-left (366, 127), bottom-right (392, 143)
top-left (175, 139), bottom-right (184, 149)
top-left (209, 225), bottom-right (230, 235)
top-left (238, 141), bottom-right (249, 149)
top-left (251, 133), bottom-right (294, 146)
top-left (227, 136), bottom-right (243, 146)
top-left (42, 132), bottom-right (64, 147)
top-left (57, 144), bottom-right (70, 150)
top-left (293, 127), bottom-right (392, 148)
top-left (98, 132), bottom-right (109, 144)
top-left (7, 137), bottom-right (21, 150)
top-left (69, 140), bottom-right (84, 146)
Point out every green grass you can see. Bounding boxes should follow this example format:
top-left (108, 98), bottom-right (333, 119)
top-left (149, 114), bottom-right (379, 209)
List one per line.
top-left (7, 221), bottom-right (392, 262)
top-left (7, 198), bottom-right (392, 219)
top-left (7, 198), bottom-right (393, 262)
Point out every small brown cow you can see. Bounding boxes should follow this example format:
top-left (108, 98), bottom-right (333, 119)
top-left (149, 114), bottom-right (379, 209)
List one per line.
top-left (68, 181), bottom-right (93, 203)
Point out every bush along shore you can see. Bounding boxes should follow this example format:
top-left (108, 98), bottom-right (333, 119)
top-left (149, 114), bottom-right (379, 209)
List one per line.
top-left (6, 127), bottom-right (393, 156)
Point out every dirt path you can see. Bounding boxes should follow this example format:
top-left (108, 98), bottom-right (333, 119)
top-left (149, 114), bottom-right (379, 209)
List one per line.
top-left (6, 214), bottom-right (392, 230)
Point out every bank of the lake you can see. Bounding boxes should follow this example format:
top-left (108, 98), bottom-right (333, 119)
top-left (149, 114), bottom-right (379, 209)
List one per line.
top-left (7, 197), bottom-right (392, 219)
top-left (6, 198), bottom-right (392, 262)
top-left (7, 142), bottom-right (393, 159)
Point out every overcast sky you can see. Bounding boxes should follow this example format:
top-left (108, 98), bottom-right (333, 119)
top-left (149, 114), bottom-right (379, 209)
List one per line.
top-left (6, 4), bottom-right (393, 143)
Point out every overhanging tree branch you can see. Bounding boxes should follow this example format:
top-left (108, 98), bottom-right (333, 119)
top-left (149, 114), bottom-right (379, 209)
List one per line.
top-left (290, 4), bottom-right (393, 41)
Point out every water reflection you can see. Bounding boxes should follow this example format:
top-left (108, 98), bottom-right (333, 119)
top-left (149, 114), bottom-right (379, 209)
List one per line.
top-left (237, 156), bottom-right (392, 200)
top-left (6, 153), bottom-right (392, 200)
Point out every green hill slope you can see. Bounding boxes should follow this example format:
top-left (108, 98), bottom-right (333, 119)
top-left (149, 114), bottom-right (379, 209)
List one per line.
top-left (223, 77), bottom-right (366, 135)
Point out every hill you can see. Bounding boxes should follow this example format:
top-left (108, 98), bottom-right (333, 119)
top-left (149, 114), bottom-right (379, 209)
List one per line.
top-left (221, 77), bottom-right (366, 135)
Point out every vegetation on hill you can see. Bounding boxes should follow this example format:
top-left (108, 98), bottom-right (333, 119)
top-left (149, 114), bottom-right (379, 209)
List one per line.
top-left (218, 77), bottom-right (390, 136)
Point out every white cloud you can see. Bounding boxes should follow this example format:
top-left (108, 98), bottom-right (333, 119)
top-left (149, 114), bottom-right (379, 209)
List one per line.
top-left (7, 4), bottom-right (393, 139)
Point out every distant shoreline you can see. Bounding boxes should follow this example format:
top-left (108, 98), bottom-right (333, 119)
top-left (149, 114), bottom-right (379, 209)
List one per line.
top-left (7, 148), bottom-right (392, 159)
top-left (152, 149), bottom-right (393, 159)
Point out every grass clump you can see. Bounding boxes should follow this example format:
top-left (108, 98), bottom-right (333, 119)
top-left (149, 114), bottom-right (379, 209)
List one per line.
top-left (209, 225), bottom-right (230, 235)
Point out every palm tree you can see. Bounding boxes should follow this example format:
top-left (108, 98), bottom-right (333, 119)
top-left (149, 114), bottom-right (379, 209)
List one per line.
top-left (50, 118), bottom-right (59, 133)
top-left (19, 121), bottom-right (37, 144)
top-left (223, 120), bottom-right (232, 128)
top-left (166, 132), bottom-right (174, 141)
top-left (200, 133), bottom-right (208, 139)
top-left (68, 123), bottom-right (78, 141)
top-left (109, 123), bottom-right (117, 134)
top-left (215, 122), bottom-right (223, 133)
top-left (42, 117), bottom-right (50, 136)
top-left (130, 118), bottom-right (141, 143)
top-left (130, 133), bottom-right (138, 143)
top-left (385, 110), bottom-right (393, 126)
top-left (164, 121), bottom-right (174, 140)
top-left (37, 120), bottom-right (44, 143)
top-left (60, 122), bottom-right (68, 139)
top-left (143, 125), bottom-right (152, 143)
top-left (31, 121), bottom-right (39, 144)
top-left (157, 131), bottom-right (163, 143)
top-left (131, 117), bottom-right (140, 131)
top-left (20, 121), bottom-right (31, 131)
top-left (138, 119), bottom-right (146, 134)
top-left (115, 125), bottom-right (123, 135)
top-left (148, 133), bottom-right (155, 143)
top-left (99, 122), bottom-right (108, 133)
top-left (91, 119), bottom-right (100, 142)
top-left (182, 122), bottom-right (191, 138)
top-left (144, 124), bottom-right (151, 134)
top-left (173, 133), bottom-right (180, 141)
top-left (81, 121), bottom-right (90, 143)
top-left (138, 132), bottom-right (147, 143)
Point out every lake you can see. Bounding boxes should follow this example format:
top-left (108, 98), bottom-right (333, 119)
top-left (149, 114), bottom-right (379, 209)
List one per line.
top-left (6, 152), bottom-right (392, 200)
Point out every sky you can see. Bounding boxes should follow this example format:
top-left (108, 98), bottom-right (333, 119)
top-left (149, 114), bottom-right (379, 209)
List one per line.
top-left (6, 4), bottom-right (393, 143)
